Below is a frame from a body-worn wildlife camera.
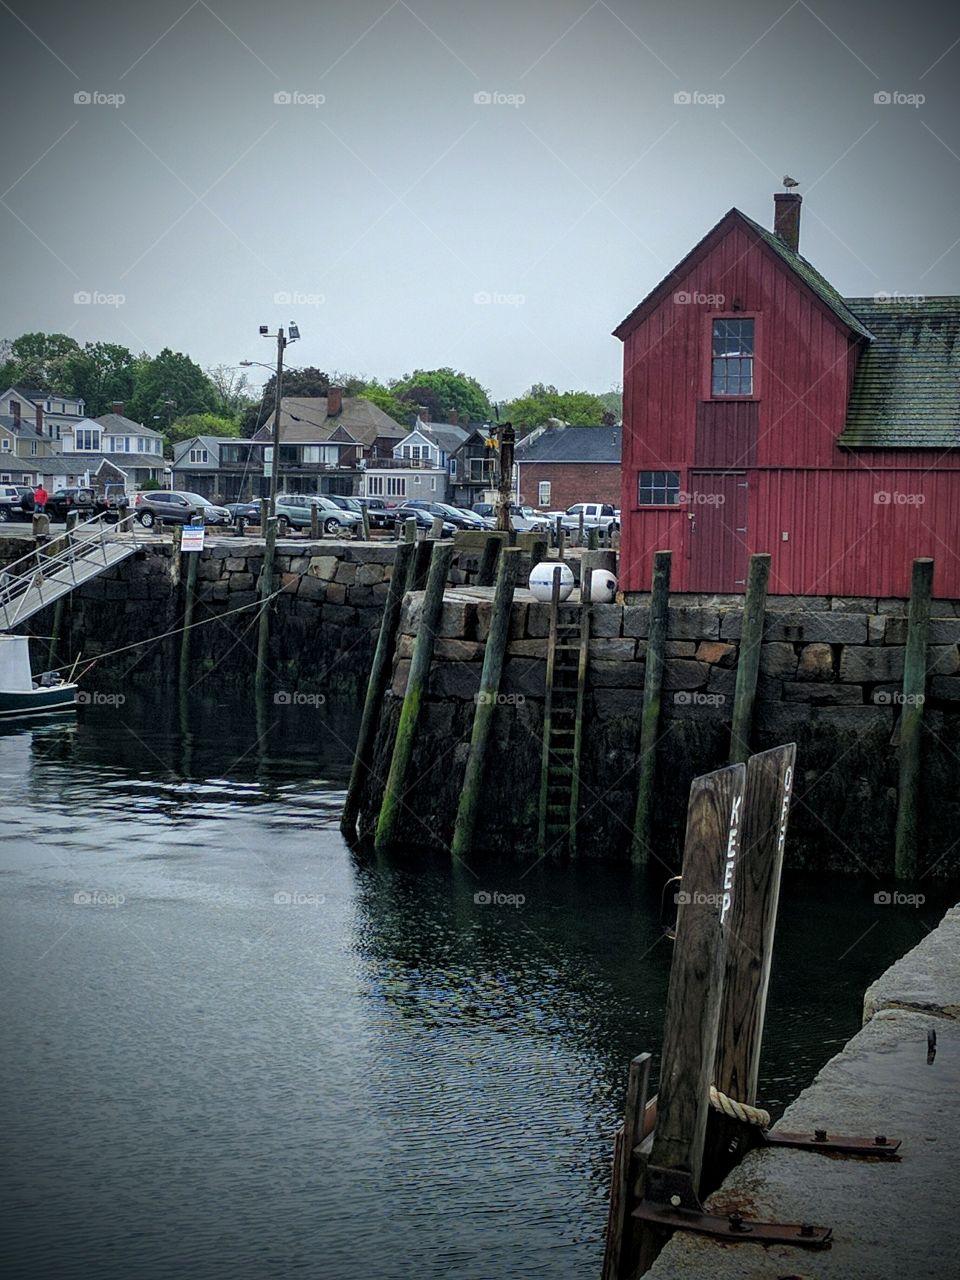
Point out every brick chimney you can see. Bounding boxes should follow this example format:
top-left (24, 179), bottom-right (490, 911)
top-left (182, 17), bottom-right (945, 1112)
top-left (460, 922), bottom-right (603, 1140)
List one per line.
top-left (11, 400), bottom-right (20, 426)
top-left (35, 403), bottom-right (43, 434)
top-left (447, 408), bottom-right (459, 425)
top-left (417, 403), bottom-right (430, 423)
top-left (773, 192), bottom-right (802, 253)
top-left (327, 386), bottom-right (343, 417)
top-left (111, 400), bottom-right (124, 416)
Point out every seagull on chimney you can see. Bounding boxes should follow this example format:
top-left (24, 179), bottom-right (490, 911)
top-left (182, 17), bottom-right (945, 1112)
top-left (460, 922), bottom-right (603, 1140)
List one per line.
top-left (782, 175), bottom-right (800, 190)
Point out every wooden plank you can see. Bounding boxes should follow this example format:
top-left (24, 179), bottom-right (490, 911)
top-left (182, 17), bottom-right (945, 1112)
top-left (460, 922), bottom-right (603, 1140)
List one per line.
top-left (632, 551), bottom-right (671, 864)
top-left (647, 763), bottom-right (746, 1193)
top-left (340, 539), bottom-right (416, 840)
top-left (895, 557), bottom-right (933, 879)
top-left (702, 742), bottom-right (796, 1192)
top-left (569, 598), bottom-right (590, 856)
top-left (603, 1052), bottom-right (652, 1280)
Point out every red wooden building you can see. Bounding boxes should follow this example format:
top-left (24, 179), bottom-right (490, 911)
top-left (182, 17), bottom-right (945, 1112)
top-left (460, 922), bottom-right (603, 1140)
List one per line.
top-left (615, 194), bottom-right (960, 598)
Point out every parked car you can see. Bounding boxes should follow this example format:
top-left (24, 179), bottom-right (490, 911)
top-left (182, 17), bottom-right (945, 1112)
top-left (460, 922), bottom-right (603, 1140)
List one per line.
top-left (393, 506), bottom-right (457, 537)
top-left (274, 493), bottom-right (362, 535)
top-left (468, 501), bottom-right (548, 532)
top-left (224, 501), bottom-right (261, 522)
top-left (134, 491), bottom-right (231, 528)
top-left (401, 500), bottom-right (479, 531)
top-left (46, 487), bottom-right (131, 523)
top-left (0, 484), bottom-right (23, 522)
top-left (356, 497), bottom-right (398, 530)
top-left (472, 502), bottom-right (494, 519)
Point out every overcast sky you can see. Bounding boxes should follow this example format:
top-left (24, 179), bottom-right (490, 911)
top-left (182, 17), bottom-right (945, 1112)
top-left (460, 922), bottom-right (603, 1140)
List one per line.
top-left (2, 0), bottom-right (959, 400)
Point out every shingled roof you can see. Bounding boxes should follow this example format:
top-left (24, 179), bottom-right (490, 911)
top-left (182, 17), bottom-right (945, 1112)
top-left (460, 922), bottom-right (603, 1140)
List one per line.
top-left (253, 396), bottom-right (406, 448)
top-left (515, 424), bottom-right (621, 463)
top-left (839, 297), bottom-right (960, 448)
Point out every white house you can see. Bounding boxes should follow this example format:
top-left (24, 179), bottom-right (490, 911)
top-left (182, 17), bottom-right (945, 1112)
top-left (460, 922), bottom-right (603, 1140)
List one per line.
top-left (361, 417), bottom-right (467, 503)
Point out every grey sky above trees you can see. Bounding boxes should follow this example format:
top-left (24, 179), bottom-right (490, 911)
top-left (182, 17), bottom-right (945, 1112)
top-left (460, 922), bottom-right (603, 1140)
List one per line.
top-left (1, 0), bottom-right (958, 401)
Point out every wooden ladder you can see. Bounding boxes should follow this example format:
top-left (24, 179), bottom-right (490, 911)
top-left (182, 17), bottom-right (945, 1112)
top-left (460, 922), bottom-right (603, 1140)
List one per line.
top-left (538, 570), bottom-right (591, 856)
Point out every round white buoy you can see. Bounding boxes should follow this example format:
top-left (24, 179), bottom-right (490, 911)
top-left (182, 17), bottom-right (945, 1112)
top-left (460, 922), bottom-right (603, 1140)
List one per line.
top-left (589, 569), bottom-right (618, 603)
top-left (528, 560), bottom-right (574, 602)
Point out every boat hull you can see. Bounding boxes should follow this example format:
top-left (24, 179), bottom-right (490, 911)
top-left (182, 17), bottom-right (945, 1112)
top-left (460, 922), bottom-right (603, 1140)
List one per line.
top-left (0, 683), bottom-right (78, 720)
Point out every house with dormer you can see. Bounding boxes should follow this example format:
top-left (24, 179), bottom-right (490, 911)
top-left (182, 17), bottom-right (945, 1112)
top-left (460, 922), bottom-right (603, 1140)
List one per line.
top-left (361, 414), bottom-right (468, 503)
top-left (616, 191), bottom-right (960, 598)
top-left (0, 387), bottom-right (85, 442)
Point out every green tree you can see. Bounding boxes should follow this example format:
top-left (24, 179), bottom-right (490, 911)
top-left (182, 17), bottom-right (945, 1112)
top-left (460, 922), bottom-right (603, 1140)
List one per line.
top-left (504, 385), bottom-right (607, 434)
top-left (357, 381), bottom-right (414, 426)
top-left (128, 348), bottom-right (217, 430)
top-left (4, 332), bottom-right (81, 391)
top-left (168, 412), bottom-right (242, 445)
top-left (206, 364), bottom-right (255, 419)
top-left (597, 385), bottom-right (623, 421)
top-left (391, 367), bottom-right (491, 422)
top-left (62, 342), bottom-right (136, 417)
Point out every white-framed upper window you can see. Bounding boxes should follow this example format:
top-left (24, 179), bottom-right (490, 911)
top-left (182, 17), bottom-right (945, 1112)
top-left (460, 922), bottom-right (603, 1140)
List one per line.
top-left (189, 448), bottom-right (209, 464)
top-left (137, 437), bottom-right (147, 452)
top-left (0, 471), bottom-right (10, 481)
top-left (76, 428), bottom-right (100, 451)
top-left (538, 480), bottom-right (551, 507)
top-left (31, 441), bottom-right (38, 455)
top-left (1, 439), bottom-right (10, 451)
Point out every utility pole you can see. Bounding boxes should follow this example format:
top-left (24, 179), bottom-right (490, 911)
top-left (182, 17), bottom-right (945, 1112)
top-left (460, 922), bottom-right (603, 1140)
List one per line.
top-left (495, 421), bottom-right (515, 534)
top-left (259, 321), bottom-right (299, 519)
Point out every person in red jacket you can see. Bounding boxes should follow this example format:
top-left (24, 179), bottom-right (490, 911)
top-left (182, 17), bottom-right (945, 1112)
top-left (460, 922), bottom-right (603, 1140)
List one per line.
top-left (34, 484), bottom-right (48, 513)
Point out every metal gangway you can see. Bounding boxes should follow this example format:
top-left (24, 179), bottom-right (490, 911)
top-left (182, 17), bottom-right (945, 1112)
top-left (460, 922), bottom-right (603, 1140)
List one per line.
top-left (0, 513), bottom-right (150, 631)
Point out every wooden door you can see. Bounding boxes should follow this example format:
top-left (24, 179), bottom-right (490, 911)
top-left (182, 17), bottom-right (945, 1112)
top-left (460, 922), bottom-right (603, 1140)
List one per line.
top-left (687, 472), bottom-right (749, 592)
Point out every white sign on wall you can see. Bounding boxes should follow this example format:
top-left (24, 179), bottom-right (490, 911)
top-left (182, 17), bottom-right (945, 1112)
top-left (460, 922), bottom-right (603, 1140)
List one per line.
top-left (181, 524), bottom-right (205, 552)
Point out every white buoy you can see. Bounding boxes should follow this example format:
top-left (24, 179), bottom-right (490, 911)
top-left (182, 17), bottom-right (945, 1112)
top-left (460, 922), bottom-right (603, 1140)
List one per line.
top-left (589, 568), bottom-right (618, 604)
top-left (528, 560), bottom-right (574, 602)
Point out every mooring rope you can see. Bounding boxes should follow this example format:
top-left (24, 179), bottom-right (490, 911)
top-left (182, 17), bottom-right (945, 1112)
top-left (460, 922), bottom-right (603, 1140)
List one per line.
top-left (709, 1085), bottom-right (770, 1128)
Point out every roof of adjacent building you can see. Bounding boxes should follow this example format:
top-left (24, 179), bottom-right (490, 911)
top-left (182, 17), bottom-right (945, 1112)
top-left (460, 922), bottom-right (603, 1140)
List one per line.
top-left (409, 418), bottom-right (470, 455)
top-left (0, 413), bottom-right (45, 442)
top-left (515, 424), bottom-right (621, 464)
top-left (95, 412), bottom-right (161, 438)
top-left (252, 396), bottom-right (406, 448)
top-left (0, 454), bottom-right (78, 476)
top-left (840, 297), bottom-right (960, 448)
top-left (172, 436), bottom-right (225, 465)
top-left (613, 207), bottom-right (874, 342)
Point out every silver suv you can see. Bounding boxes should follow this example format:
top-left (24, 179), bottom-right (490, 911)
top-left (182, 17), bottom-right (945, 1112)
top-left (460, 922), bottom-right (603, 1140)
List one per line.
top-left (275, 493), bottom-right (362, 535)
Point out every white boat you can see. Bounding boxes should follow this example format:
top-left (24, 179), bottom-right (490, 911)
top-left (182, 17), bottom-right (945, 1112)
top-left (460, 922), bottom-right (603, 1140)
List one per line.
top-left (0, 634), bottom-right (77, 721)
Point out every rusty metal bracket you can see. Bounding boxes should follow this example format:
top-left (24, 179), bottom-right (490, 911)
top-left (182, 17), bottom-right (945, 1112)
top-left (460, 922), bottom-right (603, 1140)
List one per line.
top-left (763, 1128), bottom-right (901, 1158)
top-left (635, 1164), bottom-right (832, 1249)
top-left (633, 1200), bottom-right (833, 1248)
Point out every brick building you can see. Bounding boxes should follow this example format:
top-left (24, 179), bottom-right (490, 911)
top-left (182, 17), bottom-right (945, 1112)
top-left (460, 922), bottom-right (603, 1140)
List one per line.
top-left (515, 424), bottom-right (621, 511)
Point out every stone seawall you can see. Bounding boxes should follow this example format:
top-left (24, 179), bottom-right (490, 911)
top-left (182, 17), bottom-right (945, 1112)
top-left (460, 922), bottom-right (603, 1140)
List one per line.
top-left (357, 587), bottom-right (960, 875)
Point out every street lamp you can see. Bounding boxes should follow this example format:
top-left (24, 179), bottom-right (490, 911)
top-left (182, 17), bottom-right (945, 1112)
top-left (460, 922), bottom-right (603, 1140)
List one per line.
top-left (253, 323), bottom-right (299, 518)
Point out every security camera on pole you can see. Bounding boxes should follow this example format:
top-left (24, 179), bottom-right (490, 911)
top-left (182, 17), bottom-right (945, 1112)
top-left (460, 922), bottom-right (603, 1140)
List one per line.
top-left (257, 321), bottom-right (299, 520)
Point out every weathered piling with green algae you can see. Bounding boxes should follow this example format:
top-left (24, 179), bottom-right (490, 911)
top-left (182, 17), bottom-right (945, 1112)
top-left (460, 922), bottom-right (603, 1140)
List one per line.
top-left (632, 550), bottom-right (672, 864)
top-left (255, 516), bottom-right (278, 697)
top-left (374, 541), bottom-right (455, 853)
top-left (729, 553), bottom-right (770, 765)
top-left (477, 533), bottom-right (501, 587)
top-left (895, 557), bottom-right (934, 879)
top-left (341, 539), bottom-right (416, 841)
top-left (179, 512), bottom-right (203, 690)
top-left (450, 547), bottom-right (524, 859)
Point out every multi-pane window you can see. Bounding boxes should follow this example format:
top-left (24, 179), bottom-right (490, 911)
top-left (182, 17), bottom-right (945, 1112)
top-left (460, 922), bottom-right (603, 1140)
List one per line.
top-left (711, 318), bottom-right (755, 396)
top-left (189, 448), bottom-right (208, 464)
top-left (637, 470), bottom-right (680, 506)
top-left (538, 481), bottom-right (551, 506)
top-left (76, 428), bottom-right (100, 450)
top-left (386, 476), bottom-right (406, 498)
top-left (366, 476), bottom-right (384, 496)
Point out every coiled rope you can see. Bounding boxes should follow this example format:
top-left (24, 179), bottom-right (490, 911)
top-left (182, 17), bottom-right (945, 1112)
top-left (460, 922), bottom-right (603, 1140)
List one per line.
top-left (709, 1085), bottom-right (770, 1128)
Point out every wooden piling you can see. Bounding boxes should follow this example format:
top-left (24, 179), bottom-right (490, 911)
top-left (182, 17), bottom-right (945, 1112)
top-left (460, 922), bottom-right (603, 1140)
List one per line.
top-left (310, 502), bottom-right (320, 540)
top-left (374, 542), bottom-right (455, 853)
top-left (255, 516), bottom-right (278, 696)
top-left (641, 763), bottom-right (746, 1233)
top-left (895, 557), bottom-right (934, 879)
top-left (527, 538), bottom-right (547, 583)
top-left (402, 517), bottom-right (417, 544)
top-left (48, 596), bottom-right (65, 669)
top-left (602, 1052), bottom-right (652, 1280)
top-left (360, 505), bottom-right (371, 541)
top-left (341, 539), bottom-right (416, 840)
top-left (430, 515), bottom-right (444, 539)
top-left (632, 550), bottom-right (672, 864)
top-left (178, 513), bottom-right (203, 690)
top-left (477, 534), bottom-right (501, 587)
top-left (587, 525), bottom-right (600, 551)
top-left (729, 553), bottom-right (770, 764)
top-left (702, 742), bottom-right (795, 1192)
top-left (451, 547), bottom-right (524, 859)
top-left (407, 537), bottom-right (433, 592)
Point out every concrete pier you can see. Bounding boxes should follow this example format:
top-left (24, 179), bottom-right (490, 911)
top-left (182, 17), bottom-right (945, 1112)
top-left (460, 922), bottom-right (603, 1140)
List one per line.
top-left (646, 904), bottom-right (960, 1279)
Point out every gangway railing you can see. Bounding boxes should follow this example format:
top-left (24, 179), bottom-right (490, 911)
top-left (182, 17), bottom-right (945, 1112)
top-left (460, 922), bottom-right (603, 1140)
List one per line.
top-left (0, 512), bottom-right (149, 630)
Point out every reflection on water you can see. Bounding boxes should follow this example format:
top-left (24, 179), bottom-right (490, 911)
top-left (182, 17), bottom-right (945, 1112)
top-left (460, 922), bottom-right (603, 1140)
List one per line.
top-left (0, 690), bottom-right (950, 1279)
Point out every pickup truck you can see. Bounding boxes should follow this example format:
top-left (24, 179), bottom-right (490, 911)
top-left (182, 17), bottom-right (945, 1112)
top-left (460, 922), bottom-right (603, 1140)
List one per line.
top-left (549, 503), bottom-right (620, 535)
